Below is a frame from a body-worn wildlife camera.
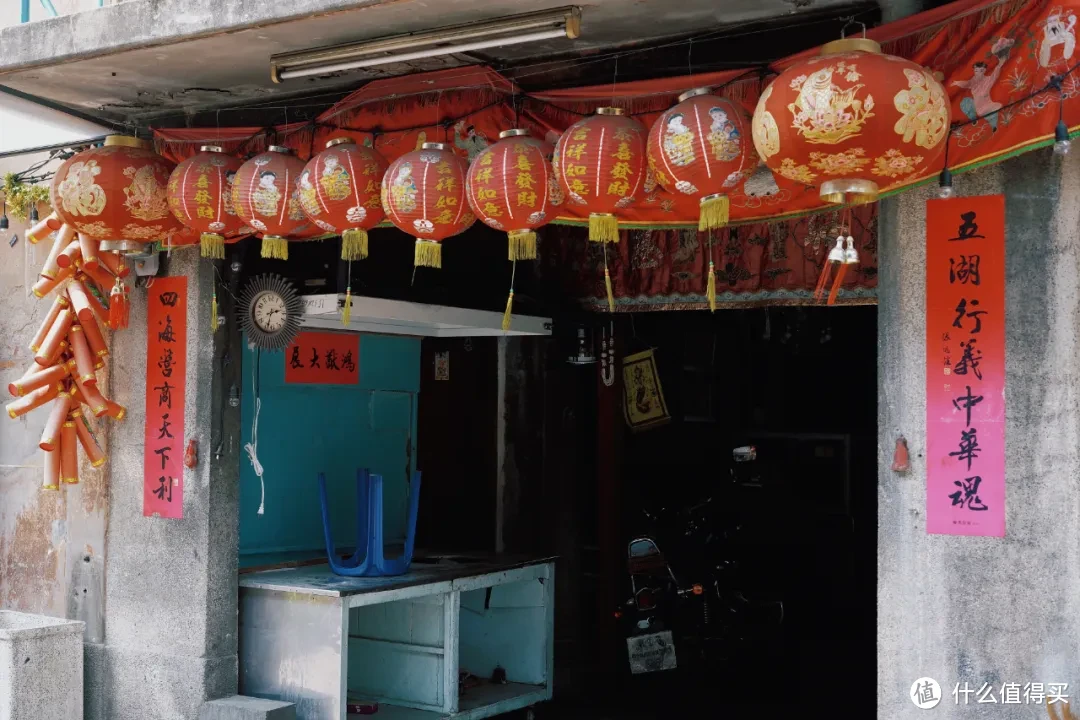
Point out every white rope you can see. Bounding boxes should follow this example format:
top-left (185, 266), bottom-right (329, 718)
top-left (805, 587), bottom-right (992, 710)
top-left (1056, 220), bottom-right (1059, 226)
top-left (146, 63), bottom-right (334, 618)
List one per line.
top-left (243, 359), bottom-right (265, 515)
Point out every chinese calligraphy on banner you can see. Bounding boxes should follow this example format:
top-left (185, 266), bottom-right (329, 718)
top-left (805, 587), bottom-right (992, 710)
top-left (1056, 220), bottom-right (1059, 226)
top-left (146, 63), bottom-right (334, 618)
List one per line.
top-left (926, 195), bottom-right (1005, 537)
top-left (285, 332), bottom-right (360, 385)
top-left (143, 276), bottom-right (187, 519)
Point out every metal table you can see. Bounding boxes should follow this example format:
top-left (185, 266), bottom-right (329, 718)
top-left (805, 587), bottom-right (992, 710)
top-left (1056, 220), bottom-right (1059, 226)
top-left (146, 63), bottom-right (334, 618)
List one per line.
top-left (239, 556), bottom-right (556, 719)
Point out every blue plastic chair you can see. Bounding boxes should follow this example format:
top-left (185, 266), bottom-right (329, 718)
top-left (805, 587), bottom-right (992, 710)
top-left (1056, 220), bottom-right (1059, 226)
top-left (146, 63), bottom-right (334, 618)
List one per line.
top-left (318, 468), bottom-right (422, 577)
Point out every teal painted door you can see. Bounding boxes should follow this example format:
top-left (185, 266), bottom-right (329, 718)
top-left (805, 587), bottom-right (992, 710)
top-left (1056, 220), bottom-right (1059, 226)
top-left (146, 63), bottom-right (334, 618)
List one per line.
top-left (239, 332), bottom-right (420, 562)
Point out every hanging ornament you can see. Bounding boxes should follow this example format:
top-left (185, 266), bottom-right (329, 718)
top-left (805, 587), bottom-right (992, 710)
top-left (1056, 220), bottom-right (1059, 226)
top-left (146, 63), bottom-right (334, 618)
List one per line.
top-left (49, 135), bottom-right (181, 253)
top-left (466, 129), bottom-right (555, 261)
top-left (166, 145), bottom-right (247, 259)
top-left (751, 35), bottom-right (948, 205)
top-left (553, 107), bottom-right (647, 243)
top-left (647, 88), bottom-right (755, 231)
top-left (382, 142), bottom-right (474, 269)
top-left (298, 137), bottom-right (388, 262)
top-left (233, 146), bottom-right (307, 260)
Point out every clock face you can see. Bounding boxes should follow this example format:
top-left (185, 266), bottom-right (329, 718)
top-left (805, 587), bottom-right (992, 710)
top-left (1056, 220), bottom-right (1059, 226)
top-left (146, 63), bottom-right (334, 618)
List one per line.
top-left (253, 291), bottom-right (287, 333)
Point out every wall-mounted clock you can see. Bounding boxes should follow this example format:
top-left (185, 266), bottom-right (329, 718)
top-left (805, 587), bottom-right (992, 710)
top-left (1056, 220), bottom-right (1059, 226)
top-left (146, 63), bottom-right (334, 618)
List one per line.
top-left (239, 274), bottom-right (303, 350)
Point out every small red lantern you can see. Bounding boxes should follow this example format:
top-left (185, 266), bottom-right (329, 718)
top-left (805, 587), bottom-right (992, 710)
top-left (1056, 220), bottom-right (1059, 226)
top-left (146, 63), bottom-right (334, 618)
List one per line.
top-left (298, 137), bottom-right (388, 261)
top-left (646, 88), bottom-right (755, 230)
top-left (50, 135), bottom-right (181, 252)
top-left (232, 146), bottom-right (307, 260)
top-left (466, 129), bottom-right (554, 261)
top-left (554, 108), bottom-right (647, 243)
top-left (166, 145), bottom-right (247, 259)
top-left (752, 37), bottom-right (949, 205)
top-left (382, 142), bottom-right (474, 269)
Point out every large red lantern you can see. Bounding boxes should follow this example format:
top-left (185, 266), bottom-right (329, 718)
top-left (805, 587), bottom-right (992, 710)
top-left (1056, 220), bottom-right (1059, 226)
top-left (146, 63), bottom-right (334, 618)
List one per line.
top-left (167, 145), bottom-right (247, 259)
top-left (752, 37), bottom-right (949, 205)
top-left (232, 146), bottom-right (307, 260)
top-left (298, 137), bottom-right (388, 261)
top-left (647, 88), bottom-right (756, 230)
top-left (466, 129), bottom-right (555, 261)
top-left (382, 142), bottom-right (474, 269)
top-left (554, 107), bottom-right (647, 243)
top-left (50, 135), bottom-right (181, 252)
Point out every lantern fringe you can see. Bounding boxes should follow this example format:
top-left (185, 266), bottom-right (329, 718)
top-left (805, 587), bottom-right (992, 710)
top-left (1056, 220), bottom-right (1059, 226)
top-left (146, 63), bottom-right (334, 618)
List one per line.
top-left (604, 268), bottom-right (615, 313)
top-left (415, 240), bottom-right (442, 269)
top-left (211, 291), bottom-right (218, 336)
top-left (200, 233), bottom-right (225, 259)
top-left (502, 290), bottom-right (514, 332)
top-left (342, 287), bottom-right (352, 326)
top-left (707, 261), bottom-right (717, 313)
top-left (589, 213), bottom-right (620, 244)
top-left (507, 230), bottom-right (537, 261)
top-left (261, 236), bottom-right (289, 261)
top-left (699, 195), bottom-right (730, 231)
top-left (341, 229), bottom-right (369, 261)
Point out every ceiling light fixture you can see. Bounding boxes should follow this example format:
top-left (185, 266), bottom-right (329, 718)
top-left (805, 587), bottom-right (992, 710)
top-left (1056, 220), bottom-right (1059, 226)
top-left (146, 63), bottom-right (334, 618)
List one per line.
top-left (271, 6), bottom-right (581, 83)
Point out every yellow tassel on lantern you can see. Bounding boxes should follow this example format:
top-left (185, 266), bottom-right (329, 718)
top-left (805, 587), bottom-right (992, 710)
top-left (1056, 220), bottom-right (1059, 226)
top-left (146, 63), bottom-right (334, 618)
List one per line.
top-left (507, 230), bottom-right (537, 261)
top-left (589, 213), bottom-right (620, 244)
top-left (415, 240), bottom-right (442, 269)
top-left (699, 194), bottom-right (730, 232)
top-left (341, 229), bottom-right (369, 261)
top-left (342, 288), bottom-right (352, 326)
top-left (605, 268), bottom-right (615, 313)
top-left (707, 260), bottom-right (717, 313)
top-left (211, 291), bottom-right (219, 335)
top-left (261, 236), bottom-right (289, 260)
top-left (502, 290), bottom-right (514, 332)
top-left (200, 233), bottom-right (225, 259)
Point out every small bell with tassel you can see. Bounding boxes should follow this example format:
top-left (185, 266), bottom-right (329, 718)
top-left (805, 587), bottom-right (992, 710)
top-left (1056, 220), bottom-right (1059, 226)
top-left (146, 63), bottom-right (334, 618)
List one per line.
top-left (108, 276), bottom-right (129, 331)
top-left (815, 236), bottom-right (846, 303)
top-left (827, 234), bottom-right (859, 306)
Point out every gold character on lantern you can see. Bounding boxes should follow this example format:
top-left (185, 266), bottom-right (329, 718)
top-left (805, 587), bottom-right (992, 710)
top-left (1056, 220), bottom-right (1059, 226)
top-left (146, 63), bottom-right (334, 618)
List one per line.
top-left (435, 195), bottom-right (458, 208)
top-left (566, 143), bottom-right (587, 161)
top-left (123, 165), bottom-right (170, 221)
top-left (433, 209), bottom-right (454, 224)
top-left (473, 167), bottom-right (493, 184)
top-left (893, 67), bottom-right (949, 150)
top-left (436, 176), bottom-right (458, 192)
top-left (253, 171), bottom-right (282, 216)
top-left (517, 191), bottom-right (537, 207)
top-left (390, 163), bottom-right (418, 213)
top-left (788, 65), bottom-right (875, 145)
top-left (57, 160), bottom-right (106, 217)
top-left (516, 172), bottom-right (536, 190)
top-left (662, 113), bottom-right (696, 167)
top-left (320, 154), bottom-right (351, 201)
top-left (707, 107), bottom-right (742, 162)
top-left (298, 171), bottom-right (320, 216)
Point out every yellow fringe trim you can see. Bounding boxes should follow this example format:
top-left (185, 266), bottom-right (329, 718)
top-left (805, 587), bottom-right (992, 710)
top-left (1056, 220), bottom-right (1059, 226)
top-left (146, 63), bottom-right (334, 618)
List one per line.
top-left (589, 213), bottom-right (620, 243)
top-left (211, 292), bottom-right (218, 335)
top-left (507, 230), bottom-right (537, 261)
top-left (699, 195), bottom-right (730, 231)
top-left (502, 290), bottom-right (514, 332)
top-left (341, 229), bottom-right (369, 261)
top-left (200, 233), bottom-right (225, 259)
top-left (707, 261), bottom-right (717, 313)
top-left (261, 236), bottom-right (289, 260)
top-left (415, 240), bottom-right (442, 269)
top-left (342, 289), bottom-right (352, 326)
top-left (605, 268), bottom-right (615, 313)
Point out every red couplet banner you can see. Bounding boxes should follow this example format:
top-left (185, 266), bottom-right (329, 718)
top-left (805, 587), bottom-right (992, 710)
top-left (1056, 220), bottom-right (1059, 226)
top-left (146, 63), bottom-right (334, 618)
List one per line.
top-left (285, 332), bottom-right (360, 385)
top-left (143, 276), bottom-right (187, 519)
top-left (925, 195), bottom-right (1005, 537)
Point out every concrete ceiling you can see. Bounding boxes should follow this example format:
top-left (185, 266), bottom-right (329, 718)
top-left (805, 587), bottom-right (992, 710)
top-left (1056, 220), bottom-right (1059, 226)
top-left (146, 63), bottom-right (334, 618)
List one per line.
top-left (0, 0), bottom-right (865, 125)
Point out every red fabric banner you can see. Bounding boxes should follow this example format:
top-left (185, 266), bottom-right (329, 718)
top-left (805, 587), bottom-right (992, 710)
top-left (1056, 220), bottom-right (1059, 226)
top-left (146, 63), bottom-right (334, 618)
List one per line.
top-left (926, 195), bottom-right (1005, 537)
top-left (154, 0), bottom-right (1078, 230)
top-left (143, 276), bottom-right (187, 519)
top-left (285, 332), bottom-right (360, 385)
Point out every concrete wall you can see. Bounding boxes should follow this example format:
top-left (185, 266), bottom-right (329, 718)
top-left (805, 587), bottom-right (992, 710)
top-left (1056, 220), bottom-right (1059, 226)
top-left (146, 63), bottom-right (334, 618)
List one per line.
top-left (878, 146), bottom-right (1080, 718)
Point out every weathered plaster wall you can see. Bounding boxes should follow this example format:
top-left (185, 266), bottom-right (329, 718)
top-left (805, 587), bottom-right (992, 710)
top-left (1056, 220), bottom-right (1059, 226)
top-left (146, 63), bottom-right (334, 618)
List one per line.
top-left (0, 187), bottom-right (109, 638)
top-left (878, 146), bottom-right (1080, 718)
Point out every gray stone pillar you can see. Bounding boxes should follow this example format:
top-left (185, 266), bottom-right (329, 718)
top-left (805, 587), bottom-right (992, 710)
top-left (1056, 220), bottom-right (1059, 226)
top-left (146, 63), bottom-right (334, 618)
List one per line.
top-left (878, 147), bottom-right (1080, 718)
top-left (86, 250), bottom-right (239, 719)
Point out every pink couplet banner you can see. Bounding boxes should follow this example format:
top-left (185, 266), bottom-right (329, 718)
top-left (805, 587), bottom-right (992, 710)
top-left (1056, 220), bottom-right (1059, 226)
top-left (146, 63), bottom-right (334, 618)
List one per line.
top-left (925, 195), bottom-right (1005, 536)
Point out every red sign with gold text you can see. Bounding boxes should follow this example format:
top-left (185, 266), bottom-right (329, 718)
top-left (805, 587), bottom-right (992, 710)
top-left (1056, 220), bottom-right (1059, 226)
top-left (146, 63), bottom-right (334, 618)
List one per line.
top-left (285, 332), bottom-right (360, 385)
top-left (143, 276), bottom-right (187, 519)
top-left (926, 195), bottom-right (1005, 537)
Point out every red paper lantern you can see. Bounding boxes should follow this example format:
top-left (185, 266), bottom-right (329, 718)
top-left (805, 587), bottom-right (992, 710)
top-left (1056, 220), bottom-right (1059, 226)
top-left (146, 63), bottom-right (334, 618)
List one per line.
top-left (751, 37), bottom-right (949, 204)
top-left (50, 135), bottom-right (181, 252)
top-left (382, 142), bottom-right (474, 269)
top-left (647, 88), bottom-right (756, 230)
top-left (553, 107), bottom-right (647, 243)
top-left (166, 145), bottom-right (248, 259)
top-left (232, 146), bottom-right (307, 260)
top-left (466, 129), bottom-right (555, 261)
top-left (298, 137), bottom-right (388, 261)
